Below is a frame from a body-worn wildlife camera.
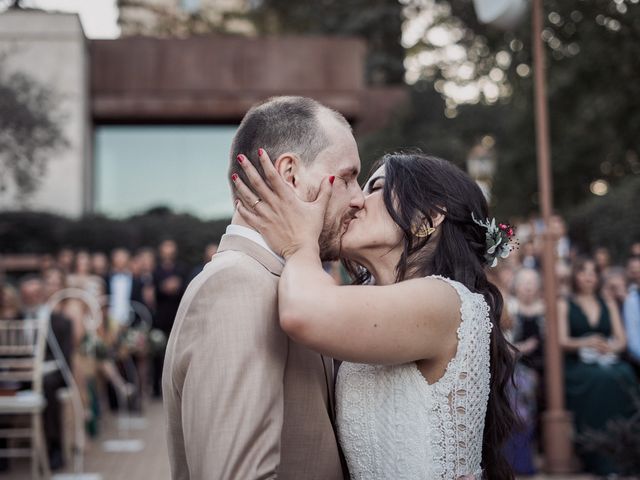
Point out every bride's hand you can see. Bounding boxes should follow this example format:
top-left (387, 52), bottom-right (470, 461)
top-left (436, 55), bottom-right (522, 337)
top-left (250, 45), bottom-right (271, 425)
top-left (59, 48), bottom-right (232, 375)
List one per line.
top-left (232, 149), bottom-right (335, 259)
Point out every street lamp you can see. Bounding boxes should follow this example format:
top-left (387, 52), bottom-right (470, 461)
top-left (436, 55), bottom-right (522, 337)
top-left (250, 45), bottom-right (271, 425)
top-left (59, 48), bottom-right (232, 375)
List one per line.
top-left (472, 0), bottom-right (575, 473)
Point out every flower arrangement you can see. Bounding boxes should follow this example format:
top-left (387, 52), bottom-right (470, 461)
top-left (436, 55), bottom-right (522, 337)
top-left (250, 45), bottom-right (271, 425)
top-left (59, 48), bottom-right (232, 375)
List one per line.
top-left (472, 213), bottom-right (516, 267)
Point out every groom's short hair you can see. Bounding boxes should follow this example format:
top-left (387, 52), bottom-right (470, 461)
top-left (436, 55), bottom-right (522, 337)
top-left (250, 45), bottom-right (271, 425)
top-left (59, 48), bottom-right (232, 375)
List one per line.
top-left (229, 96), bottom-right (350, 194)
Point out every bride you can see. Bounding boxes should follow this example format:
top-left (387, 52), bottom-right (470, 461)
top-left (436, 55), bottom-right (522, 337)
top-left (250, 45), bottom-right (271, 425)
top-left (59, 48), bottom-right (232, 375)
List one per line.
top-left (232, 150), bottom-right (517, 479)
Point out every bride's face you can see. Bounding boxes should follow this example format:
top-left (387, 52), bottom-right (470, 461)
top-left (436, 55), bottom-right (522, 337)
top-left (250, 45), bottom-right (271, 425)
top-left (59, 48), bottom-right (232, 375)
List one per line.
top-left (340, 165), bottom-right (404, 265)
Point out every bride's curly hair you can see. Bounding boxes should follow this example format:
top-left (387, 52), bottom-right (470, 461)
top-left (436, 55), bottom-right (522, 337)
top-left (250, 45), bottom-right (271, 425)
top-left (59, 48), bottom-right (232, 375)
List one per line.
top-left (345, 152), bottom-right (518, 480)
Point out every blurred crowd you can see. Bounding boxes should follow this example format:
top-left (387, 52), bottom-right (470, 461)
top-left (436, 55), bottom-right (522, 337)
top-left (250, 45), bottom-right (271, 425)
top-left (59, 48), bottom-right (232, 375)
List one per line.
top-left (0, 239), bottom-right (218, 472)
top-left (2, 215), bottom-right (640, 475)
top-left (494, 215), bottom-right (640, 476)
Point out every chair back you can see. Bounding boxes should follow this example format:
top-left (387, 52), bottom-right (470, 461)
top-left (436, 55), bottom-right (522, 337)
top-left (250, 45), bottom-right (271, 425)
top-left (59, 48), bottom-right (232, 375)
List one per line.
top-left (0, 315), bottom-right (49, 393)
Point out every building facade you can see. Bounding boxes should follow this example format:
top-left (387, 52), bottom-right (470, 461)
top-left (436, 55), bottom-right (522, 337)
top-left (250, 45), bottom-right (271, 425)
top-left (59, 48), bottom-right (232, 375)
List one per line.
top-left (0, 9), bottom-right (406, 219)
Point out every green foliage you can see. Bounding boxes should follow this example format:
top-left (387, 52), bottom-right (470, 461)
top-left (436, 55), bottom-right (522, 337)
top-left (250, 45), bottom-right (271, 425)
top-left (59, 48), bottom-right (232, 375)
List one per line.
top-left (568, 175), bottom-right (640, 262)
top-left (0, 210), bottom-right (230, 266)
top-left (371, 0), bottom-right (640, 220)
top-left (0, 55), bottom-right (68, 202)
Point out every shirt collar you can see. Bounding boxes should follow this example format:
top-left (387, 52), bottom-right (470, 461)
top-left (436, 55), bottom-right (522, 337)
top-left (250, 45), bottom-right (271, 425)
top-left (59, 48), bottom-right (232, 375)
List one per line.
top-left (225, 225), bottom-right (285, 265)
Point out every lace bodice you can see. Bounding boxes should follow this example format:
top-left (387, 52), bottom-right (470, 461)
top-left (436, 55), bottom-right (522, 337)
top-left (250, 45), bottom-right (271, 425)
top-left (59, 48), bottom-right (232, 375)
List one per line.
top-left (335, 276), bottom-right (492, 479)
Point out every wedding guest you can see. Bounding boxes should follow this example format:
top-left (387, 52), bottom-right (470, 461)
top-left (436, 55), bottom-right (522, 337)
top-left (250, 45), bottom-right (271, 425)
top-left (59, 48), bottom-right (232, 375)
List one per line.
top-left (106, 248), bottom-right (143, 327)
top-left (602, 267), bottom-right (628, 315)
top-left (67, 250), bottom-right (105, 299)
top-left (56, 248), bottom-right (75, 275)
top-left (90, 252), bottom-right (109, 278)
top-left (623, 256), bottom-right (640, 364)
top-left (188, 243), bottom-right (218, 282)
top-left (0, 284), bottom-right (21, 320)
top-left (19, 276), bottom-right (73, 470)
top-left (558, 258), bottom-right (637, 475)
top-left (520, 242), bottom-right (540, 270)
top-left (593, 246), bottom-right (612, 278)
top-left (503, 268), bottom-right (544, 475)
top-left (631, 242), bottom-right (640, 257)
top-left (133, 247), bottom-right (156, 311)
top-left (152, 239), bottom-right (185, 397)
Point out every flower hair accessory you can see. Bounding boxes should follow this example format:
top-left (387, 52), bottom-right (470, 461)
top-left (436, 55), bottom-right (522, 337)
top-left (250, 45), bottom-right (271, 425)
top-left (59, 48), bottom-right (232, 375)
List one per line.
top-left (471, 212), bottom-right (516, 267)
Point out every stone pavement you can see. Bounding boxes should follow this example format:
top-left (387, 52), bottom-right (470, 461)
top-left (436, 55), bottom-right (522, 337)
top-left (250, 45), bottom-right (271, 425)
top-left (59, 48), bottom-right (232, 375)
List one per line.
top-left (2, 400), bottom-right (170, 480)
top-left (1, 400), bottom-right (600, 480)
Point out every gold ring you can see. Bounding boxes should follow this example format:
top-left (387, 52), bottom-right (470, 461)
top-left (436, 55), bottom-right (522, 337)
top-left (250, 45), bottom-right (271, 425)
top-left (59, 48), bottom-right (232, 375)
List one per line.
top-left (251, 198), bottom-right (262, 209)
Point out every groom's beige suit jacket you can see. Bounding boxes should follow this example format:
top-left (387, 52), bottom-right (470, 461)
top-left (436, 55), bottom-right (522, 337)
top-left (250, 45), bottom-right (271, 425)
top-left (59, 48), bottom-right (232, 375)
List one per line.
top-left (163, 232), bottom-right (345, 480)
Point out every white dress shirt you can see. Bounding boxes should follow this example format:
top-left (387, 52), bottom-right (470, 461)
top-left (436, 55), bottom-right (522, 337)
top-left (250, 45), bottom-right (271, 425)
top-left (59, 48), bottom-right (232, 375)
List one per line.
top-left (225, 224), bottom-right (285, 265)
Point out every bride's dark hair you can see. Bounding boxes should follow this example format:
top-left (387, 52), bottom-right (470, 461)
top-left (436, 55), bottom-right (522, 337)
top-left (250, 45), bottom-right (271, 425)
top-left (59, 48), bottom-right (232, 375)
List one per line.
top-left (345, 152), bottom-right (517, 480)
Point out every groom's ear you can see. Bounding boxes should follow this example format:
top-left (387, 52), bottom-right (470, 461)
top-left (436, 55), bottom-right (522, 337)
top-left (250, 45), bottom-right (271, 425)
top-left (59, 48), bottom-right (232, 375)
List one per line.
top-left (274, 153), bottom-right (301, 189)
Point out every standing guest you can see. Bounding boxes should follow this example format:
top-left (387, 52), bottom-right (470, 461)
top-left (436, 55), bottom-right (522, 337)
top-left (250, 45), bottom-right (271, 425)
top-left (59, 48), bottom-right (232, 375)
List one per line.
top-left (602, 267), bottom-right (628, 315)
top-left (549, 215), bottom-right (571, 264)
top-left (623, 256), bottom-right (640, 364)
top-left (520, 242), bottom-right (540, 271)
top-left (106, 249), bottom-right (143, 327)
top-left (19, 276), bottom-right (73, 470)
top-left (188, 243), bottom-right (219, 283)
top-left (134, 247), bottom-right (156, 312)
top-left (91, 252), bottom-right (109, 278)
top-left (56, 248), bottom-right (75, 275)
top-left (559, 258), bottom-right (637, 475)
top-left (38, 254), bottom-right (56, 274)
top-left (503, 268), bottom-right (545, 475)
top-left (593, 247), bottom-right (612, 278)
top-left (67, 250), bottom-right (106, 299)
top-left (152, 239), bottom-right (186, 398)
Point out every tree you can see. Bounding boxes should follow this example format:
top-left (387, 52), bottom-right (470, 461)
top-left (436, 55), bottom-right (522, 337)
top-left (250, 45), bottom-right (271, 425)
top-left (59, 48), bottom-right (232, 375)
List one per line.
top-left (380, 0), bottom-right (640, 218)
top-left (0, 55), bottom-right (68, 203)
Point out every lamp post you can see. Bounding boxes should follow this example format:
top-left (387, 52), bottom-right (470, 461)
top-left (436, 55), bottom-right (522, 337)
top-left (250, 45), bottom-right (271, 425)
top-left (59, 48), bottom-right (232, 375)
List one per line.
top-left (472, 0), bottom-right (575, 472)
top-left (531, 0), bottom-right (574, 472)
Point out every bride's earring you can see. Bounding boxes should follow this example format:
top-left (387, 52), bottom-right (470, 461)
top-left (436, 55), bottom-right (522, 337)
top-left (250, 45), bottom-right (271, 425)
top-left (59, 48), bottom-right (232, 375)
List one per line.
top-left (412, 224), bottom-right (436, 238)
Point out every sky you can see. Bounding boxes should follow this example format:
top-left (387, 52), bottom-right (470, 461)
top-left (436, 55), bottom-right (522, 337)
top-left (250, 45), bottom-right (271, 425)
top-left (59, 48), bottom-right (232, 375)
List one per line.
top-left (14, 0), bottom-right (120, 38)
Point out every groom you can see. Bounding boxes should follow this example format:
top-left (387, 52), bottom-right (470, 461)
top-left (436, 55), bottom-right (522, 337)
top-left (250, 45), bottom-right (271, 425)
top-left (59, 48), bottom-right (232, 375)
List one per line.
top-left (163, 96), bottom-right (364, 479)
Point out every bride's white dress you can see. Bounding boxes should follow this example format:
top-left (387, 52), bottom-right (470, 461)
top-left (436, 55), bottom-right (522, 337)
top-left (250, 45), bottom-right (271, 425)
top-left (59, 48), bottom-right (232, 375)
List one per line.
top-left (335, 276), bottom-right (492, 479)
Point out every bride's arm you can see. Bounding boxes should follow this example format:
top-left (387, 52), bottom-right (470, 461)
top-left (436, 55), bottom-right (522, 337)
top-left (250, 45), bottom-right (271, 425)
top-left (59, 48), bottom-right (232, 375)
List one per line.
top-left (232, 149), bottom-right (460, 365)
top-left (278, 244), bottom-right (460, 365)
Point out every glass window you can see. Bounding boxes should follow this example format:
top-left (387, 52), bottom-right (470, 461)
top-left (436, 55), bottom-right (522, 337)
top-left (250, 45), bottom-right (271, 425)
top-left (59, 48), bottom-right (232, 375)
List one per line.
top-left (94, 125), bottom-right (236, 219)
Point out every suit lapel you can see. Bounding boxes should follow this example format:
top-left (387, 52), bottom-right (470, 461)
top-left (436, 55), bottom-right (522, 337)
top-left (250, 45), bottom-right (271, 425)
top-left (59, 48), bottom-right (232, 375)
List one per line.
top-left (217, 234), bottom-right (284, 277)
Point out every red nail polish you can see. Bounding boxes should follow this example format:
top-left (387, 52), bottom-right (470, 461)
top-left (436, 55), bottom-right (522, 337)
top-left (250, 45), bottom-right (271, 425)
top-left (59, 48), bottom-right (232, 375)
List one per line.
top-left (258, 148), bottom-right (264, 157)
top-left (329, 176), bottom-right (335, 185)
top-left (237, 155), bottom-right (243, 164)
top-left (232, 173), bottom-right (238, 181)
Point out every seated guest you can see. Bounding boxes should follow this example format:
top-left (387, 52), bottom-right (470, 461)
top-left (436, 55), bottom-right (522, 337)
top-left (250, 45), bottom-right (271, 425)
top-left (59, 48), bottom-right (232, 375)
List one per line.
top-left (623, 256), bottom-right (640, 364)
top-left (558, 258), bottom-right (637, 475)
top-left (19, 275), bottom-right (73, 470)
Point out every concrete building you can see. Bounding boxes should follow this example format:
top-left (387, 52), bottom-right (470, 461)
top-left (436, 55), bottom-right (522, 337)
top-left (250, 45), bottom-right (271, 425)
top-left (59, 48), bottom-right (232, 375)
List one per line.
top-left (0, 8), bottom-right (406, 219)
top-left (0, 9), bottom-right (90, 217)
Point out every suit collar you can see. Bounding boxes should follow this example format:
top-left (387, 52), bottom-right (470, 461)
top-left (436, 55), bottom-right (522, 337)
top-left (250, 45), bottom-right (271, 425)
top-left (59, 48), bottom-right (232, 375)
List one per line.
top-left (218, 234), bottom-right (284, 277)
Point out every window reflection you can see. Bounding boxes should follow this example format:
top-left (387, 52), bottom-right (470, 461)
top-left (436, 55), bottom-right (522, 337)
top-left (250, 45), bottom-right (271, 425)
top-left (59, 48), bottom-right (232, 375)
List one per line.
top-left (94, 125), bottom-right (236, 219)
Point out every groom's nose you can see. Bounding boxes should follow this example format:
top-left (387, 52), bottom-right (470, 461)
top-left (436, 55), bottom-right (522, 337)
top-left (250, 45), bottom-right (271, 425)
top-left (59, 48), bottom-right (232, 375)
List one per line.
top-left (349, 188), bottom-right (365, 210)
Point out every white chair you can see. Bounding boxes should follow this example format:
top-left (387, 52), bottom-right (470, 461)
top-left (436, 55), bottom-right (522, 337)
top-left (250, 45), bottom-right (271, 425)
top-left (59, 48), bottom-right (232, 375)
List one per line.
top-left (0, 315), bottom-right (51, 479)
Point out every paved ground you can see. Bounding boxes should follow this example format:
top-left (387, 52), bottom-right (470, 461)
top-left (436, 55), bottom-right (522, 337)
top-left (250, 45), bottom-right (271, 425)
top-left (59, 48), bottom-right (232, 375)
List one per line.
top-left (2, 400), bottom-right (170, 480)
top-left (1, 400), bottom-right (599, 480)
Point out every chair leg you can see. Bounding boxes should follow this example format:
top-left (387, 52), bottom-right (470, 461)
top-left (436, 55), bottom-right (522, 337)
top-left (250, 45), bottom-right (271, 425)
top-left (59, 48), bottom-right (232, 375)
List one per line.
top-left (34, 414), bottom-right (51, 479)
top-left (31, 414), bottom-right (40, 480)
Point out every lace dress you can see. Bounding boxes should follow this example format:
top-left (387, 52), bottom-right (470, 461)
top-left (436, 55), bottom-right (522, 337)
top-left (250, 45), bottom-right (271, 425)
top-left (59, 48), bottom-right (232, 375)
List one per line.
top-left (335, 276), bottom-right (492, 479)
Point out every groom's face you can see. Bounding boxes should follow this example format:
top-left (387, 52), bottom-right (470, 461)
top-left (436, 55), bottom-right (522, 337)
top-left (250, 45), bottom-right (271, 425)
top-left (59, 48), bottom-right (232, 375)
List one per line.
top-left (296, 117), bottom-right (364, 260)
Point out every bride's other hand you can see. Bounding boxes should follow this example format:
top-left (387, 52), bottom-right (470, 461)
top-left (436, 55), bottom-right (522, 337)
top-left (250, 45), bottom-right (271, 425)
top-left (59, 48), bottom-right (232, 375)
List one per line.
top-left (232, 149), bottom-right (335, 259)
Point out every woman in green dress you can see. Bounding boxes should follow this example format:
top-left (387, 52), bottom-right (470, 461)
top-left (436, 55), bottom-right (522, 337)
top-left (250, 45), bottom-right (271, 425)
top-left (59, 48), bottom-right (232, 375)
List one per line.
top-left (558, 257), bottom-right (637, 475)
